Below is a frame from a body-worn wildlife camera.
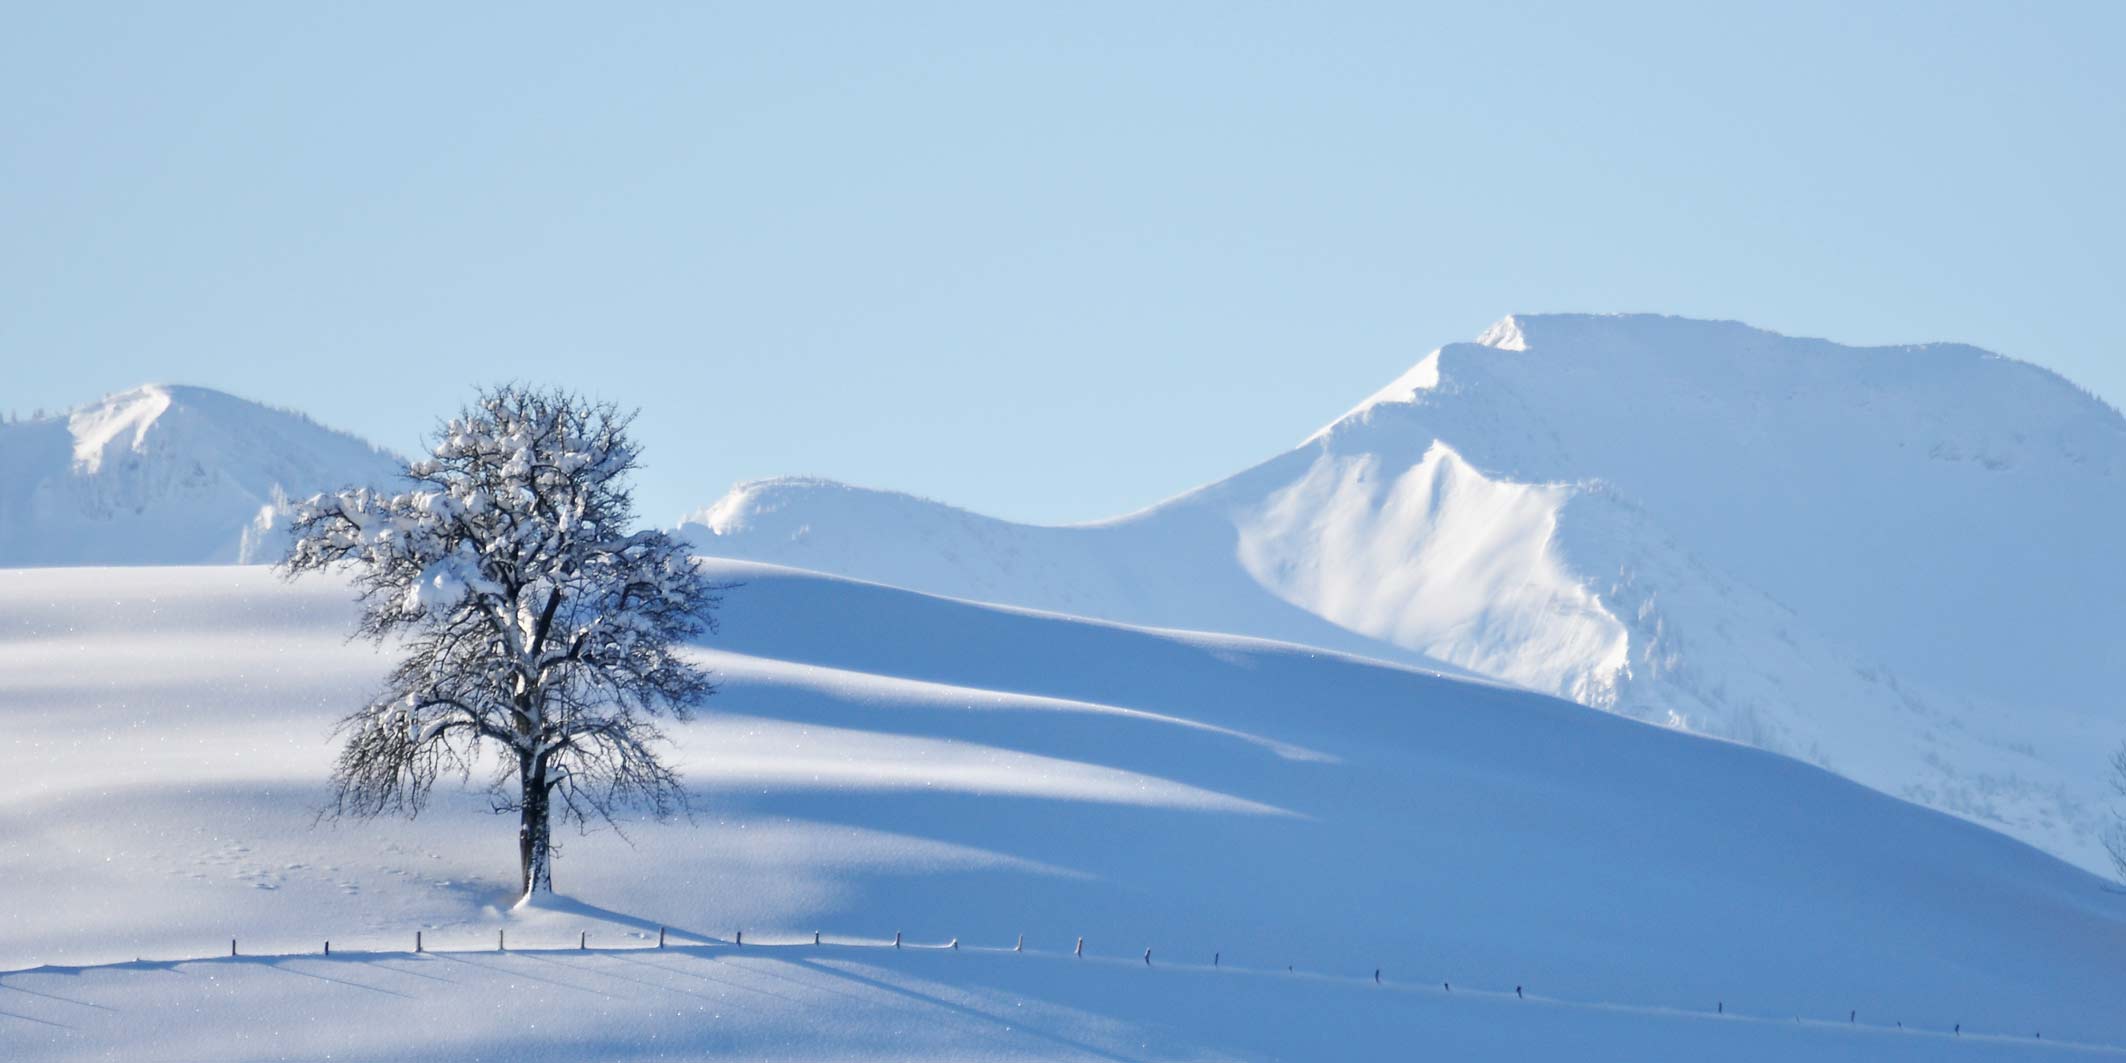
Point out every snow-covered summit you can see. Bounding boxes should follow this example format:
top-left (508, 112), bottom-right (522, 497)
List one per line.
top-left (1467, 312), bottom-right (1776, 355)
top-left (0, 384), bottom-right (403, 566)
top-left (1472, 312), bottom-right (1531, 350)
top-left (683, 313), bottom-right (2126, 873)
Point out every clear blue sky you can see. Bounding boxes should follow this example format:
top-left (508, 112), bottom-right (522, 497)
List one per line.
top-left (5, 2), bottom-right (2121, 525)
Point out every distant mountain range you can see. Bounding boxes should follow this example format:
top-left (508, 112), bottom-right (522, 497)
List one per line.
top-left (681, 314), bottom-right (2126, 873)
top-left (7, 315), bottom-right (2122, 874)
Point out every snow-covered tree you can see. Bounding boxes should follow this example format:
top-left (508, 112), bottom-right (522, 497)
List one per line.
top-left (282, 385), bottom-right (720, 898)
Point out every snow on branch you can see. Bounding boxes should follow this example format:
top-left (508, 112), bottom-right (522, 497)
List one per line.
top-left (283, 384), bottom-right (723, 896)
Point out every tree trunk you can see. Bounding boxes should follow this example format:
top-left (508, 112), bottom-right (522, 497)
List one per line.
top-left (519, 759), bottom-right (553, 898)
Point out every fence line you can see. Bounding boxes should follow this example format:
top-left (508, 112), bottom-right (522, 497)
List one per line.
top-left (1, 927), bottom-right (2112, 1053)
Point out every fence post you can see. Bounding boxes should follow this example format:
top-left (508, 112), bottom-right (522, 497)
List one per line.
top-left (231, 939), bottom-right (237, 957)
top-left (814, 931), bottom-right (821, 946)
top-left (895, 931), bottom-right (902, 949)
top-left (1143, 948), bottom-right (1151, 966)
top-left (499, 929), bottom-right (505, 952)
top-left (951, 938), bottom-right (959, 951)
top-left (580, 931), bottom-right (587, 951)
top-left (325, 941), bottom-right (331, 956)
top-left (659, 927), bottom-right (666, 949)
top-left (1014, 934), bottom-right (1023, 953)
top-left (1374, 968), bottom-right (1380, 984)
top-left (1075, 936), bottom-right (1084, 957)
top-left (416, 930), bottom-right (423, 953)
top-left (736, 930), bottom-right (742, 947)
top-left (1214, 951), bottom-right (1220, 967)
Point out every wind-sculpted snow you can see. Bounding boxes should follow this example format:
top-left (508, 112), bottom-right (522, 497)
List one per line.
top-left (0, 385), bottom-right (403, 566)
top-left (683, 314), bottom-right (2126, 873)
top-left (2, 562), bottom-right (2124, 1060)
top-left (1233, 441), bottom-right (1629, 705)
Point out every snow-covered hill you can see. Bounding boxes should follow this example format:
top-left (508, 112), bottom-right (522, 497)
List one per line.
top-left (3, 562), bottom-right (2124, 1060)
top-left (0, 385), bottom-right (402, 566)
top-left (683, 315), bottom-right (2126, 873)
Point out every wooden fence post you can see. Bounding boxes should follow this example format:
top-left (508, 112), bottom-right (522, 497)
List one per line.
top-left (658, 927), bottom-right (666, 949)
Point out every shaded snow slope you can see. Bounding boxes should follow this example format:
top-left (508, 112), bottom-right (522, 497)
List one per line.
top-left (687, 477), bottom-right (1477, 677)
top-left (682, 315), bottom-right (2126, 873)
top-left (2, 562), bottom-right (2124, 1060)
top-left (0, 385), bottom-right (402, 566)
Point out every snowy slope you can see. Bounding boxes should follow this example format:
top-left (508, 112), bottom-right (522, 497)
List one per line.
top-left (682, 315), bottom-right (2126, 873)
top-left (2, 561), bottom-right (2123, 1060)
top-left (0, 385), bottom-right (402, 566)
top-left (8, 949), bottom-right (2114, 1061)
top-left (684, 477), bottom-right (1477, 673)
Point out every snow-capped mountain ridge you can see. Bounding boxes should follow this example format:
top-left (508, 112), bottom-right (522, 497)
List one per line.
top-left (1320, 314), bottom-right (2124, 707)
top-left (0, 383), bottom-right (404, 566)
top-left (684, 313), bottom-right (2126, 873)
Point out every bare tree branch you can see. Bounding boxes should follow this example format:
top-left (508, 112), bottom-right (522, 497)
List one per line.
top-left (282, 384), bottom-right (721, 898)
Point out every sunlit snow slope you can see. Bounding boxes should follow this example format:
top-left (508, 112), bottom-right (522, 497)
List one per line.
top-left (683, 315), bottom-right (2126, 873)
top-left (0, 385), bottom-right (401, 566)
top-left (3, 562), bottom-right (2124, 1060)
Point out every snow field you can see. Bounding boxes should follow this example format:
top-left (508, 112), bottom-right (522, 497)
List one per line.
top-left (7, 938), bottom-right (2118, 1062)
top-left (3, 559), bottom-right (2124, 1059)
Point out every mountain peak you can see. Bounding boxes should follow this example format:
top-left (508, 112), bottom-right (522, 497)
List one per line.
top-left (63, 383), bottom-right (362, 474)
top-left (68, 384), bottom-right (180, 474)
top-left (1470, 312), bottom-right (1799, 354)
top-left (2, 383), bottom-right (404, 566)
top-left (1474, 315), bottom-right (1530, 351)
